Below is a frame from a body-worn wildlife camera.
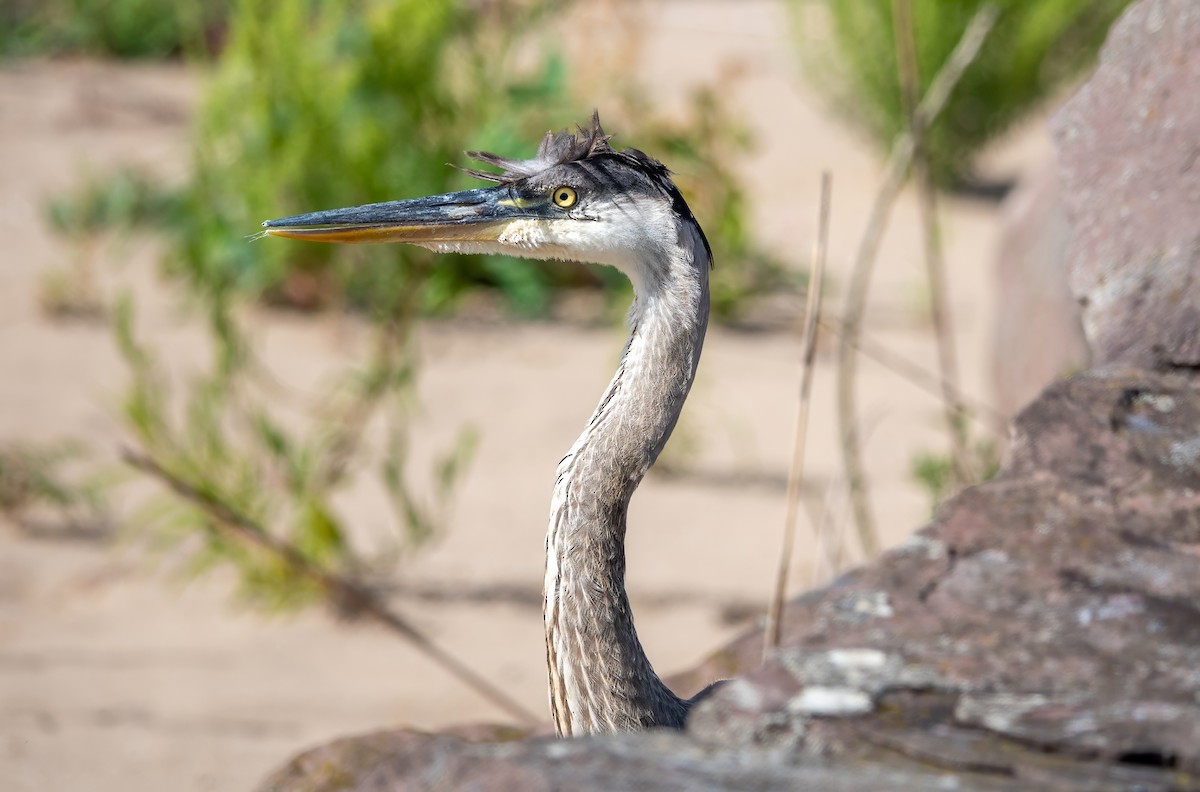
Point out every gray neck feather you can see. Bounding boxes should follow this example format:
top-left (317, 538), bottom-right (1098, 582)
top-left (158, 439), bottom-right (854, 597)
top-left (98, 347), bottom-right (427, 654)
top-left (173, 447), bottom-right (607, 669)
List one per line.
top-left (543, 223), bottom-right (710, 736)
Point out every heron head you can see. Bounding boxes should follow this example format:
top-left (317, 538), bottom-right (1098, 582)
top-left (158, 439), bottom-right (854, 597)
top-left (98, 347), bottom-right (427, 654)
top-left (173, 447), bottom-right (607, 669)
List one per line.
top-left (262, 112), bottom-right (711, 285)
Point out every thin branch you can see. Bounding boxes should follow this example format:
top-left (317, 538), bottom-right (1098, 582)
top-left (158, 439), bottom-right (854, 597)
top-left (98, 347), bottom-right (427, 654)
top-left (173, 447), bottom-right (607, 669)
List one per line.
top-left (820, 318), bottom-right (1005, 427)
top-left (122, 447), bottom-right (540, 726)
top-left (835, 4), bottom-right (999, 560)
top-left (765, 171), bottom-right (831, 660)
top-left (810, 472), bottom-right (851, 588)
top-left (893, 0), bottom-right (974, 484)
top-left (315, 321), bottom-right (404, 489)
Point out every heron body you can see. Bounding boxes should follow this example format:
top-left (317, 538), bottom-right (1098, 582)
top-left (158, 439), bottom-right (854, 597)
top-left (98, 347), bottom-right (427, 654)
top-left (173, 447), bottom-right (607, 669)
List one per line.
top-left (264, 114), bottom-right (714, 736)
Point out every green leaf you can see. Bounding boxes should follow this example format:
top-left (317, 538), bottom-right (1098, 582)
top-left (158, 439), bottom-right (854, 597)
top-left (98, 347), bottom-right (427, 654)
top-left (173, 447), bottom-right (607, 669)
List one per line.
top-left (294, 497), bottom-right (347, 567)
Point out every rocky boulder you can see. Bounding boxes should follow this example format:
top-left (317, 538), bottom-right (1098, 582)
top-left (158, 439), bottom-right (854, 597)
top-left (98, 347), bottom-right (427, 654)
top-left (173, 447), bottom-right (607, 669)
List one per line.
top-left (989, 163), bottom-right (1089, 420)
top-left (1051, 0), bottom-right (1200, 369)
top-left (261, 368), bottom-right (1200, 791)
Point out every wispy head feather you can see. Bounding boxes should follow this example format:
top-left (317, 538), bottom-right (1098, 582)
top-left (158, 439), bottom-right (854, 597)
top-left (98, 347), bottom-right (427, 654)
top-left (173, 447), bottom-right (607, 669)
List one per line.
top-left (462, 110), bottom-right (617, 184)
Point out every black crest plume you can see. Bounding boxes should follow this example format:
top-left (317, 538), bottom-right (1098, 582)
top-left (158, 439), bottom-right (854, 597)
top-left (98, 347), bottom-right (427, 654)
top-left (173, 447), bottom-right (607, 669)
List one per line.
top-left (460, 110), bottom-right (621, 184)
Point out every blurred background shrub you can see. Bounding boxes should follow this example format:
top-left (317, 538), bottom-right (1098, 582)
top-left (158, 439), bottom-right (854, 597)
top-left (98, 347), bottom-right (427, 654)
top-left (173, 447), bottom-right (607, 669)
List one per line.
top-left (795, 0), bottom-right (1133, 187)
top-left (178, 0), bottom-right (585, 317)
top-left (0, 0), bottom-right (230, 58)
top-left (20, 0), bottom-right (792, 321)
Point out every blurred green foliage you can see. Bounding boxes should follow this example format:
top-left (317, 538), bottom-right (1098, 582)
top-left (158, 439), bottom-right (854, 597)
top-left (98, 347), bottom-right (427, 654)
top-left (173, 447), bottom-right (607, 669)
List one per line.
top-left (172, 0), bottom-right (790, 318)
top-left (911, 434), bottom-right (999, 515)
top-left (114, 289), bottom-right (474, 610)
top-left (177, 0), bottom-right (570, 315)
top-left (0, 441), bottom-right (105, 523)
top-left (41, 0), bottom-right (792, 320)
top-left (39, 169), bottom-right (182, 321)
top-left (0, 0), bottom-right (229, 58)
top-left (46, 168), bottom-right (182, 236)
top-left (796, 0), bottom-right (1132, 185)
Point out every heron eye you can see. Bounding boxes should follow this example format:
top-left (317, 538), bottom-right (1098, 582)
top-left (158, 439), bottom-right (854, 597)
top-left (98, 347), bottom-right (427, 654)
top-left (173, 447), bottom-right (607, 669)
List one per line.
top-left (552, 186), bottom-right (578, 209)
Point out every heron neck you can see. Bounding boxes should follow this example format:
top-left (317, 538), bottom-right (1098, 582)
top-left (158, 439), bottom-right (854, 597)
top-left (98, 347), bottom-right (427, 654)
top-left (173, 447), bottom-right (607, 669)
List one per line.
top-left (543, 235), bottom-right (709, 736)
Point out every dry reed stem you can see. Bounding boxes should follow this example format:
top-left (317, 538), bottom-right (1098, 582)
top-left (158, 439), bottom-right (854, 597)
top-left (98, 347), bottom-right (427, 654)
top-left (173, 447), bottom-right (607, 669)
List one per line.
top-left (819, 318), bottom-right (1004, 426)
top-left (764, 171), bottom-right (831, 660)
top-left (807, 473), bottom-right (848, 588)
top-left (835, 4), bottom-right (999, 561)
top-left (892, 0), bottom-right (975, 484)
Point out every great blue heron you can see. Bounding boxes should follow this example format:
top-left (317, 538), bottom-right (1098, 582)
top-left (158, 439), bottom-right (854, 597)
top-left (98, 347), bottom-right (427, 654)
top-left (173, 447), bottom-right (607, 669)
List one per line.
top-left (264, 112), bottom-right (717, 736)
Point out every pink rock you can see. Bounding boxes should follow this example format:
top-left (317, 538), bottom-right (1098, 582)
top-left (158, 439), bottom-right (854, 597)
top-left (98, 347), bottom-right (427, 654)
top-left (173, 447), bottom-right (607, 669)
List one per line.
top-left (1051, 0), bottom-right (1200, 369)
top-left (990, 162), bottom-right (1090, 419)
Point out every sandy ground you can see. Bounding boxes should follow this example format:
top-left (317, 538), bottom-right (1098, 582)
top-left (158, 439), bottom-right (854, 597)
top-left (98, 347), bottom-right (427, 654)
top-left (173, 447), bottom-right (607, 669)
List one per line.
top-left (0, 3), bottom-right (1053, 790)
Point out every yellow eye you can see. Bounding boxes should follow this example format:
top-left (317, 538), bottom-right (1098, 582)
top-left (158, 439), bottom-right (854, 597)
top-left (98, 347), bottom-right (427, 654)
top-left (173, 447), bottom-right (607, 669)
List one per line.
top-left (552, 186), bottom-right (577, 209)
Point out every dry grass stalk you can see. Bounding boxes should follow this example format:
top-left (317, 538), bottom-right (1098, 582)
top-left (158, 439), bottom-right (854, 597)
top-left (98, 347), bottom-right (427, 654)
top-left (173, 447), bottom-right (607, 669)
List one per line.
top-left (892, 0), bottom-right (975, 484)
top-left (819, 318), bottom-right (1004, 427)
top-left (835, 4), bottom-right (999, 561)
top-left (765, 171), bottom-right (831, 660)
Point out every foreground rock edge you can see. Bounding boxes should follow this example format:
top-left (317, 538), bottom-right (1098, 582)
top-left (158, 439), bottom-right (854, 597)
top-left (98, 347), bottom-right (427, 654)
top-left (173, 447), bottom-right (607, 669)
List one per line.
top-left (258, 368), bottom-right (1200, 791)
